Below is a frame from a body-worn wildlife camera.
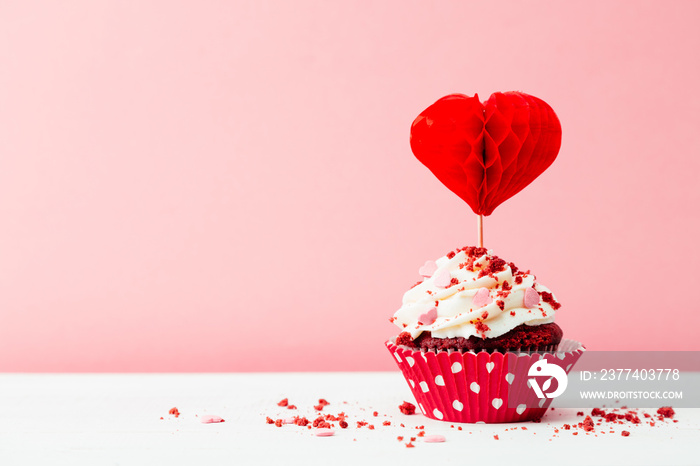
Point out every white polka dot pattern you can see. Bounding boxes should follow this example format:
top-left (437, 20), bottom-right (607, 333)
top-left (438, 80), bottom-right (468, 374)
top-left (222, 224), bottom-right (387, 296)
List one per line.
top-left (385, 339), bottom-right (584, 423)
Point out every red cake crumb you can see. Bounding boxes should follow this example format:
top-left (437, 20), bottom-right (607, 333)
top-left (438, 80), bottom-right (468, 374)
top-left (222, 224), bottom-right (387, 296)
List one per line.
top-left (314, 399), bottom-right (330, 411)
top-left (657, 407), bottom-right (675, 419)
top-left (295, 417), bottom-right (309, 427)
top-left (275, 419), bottom-right (284, 427)
top-left (373, 411), bottom-right (378, 417)
top-left (514, 275), bottom-right (523, 284)
top-left (399, 402), bottom-right (416, 415)
top-left (540, 291), bottom-right (561, 310)
top-left (502, 281), bottom-right (512, 291)
top-left (563, 424), bottom-right (571, 430)
top-left (266, 417), bottom-right (274, 424)
top-left (417, 431), bottom-right (425, 437)
top-left (405, 442), bottom-right (415, 448)
top-left (277, 398), bottom-right (288, 407)
top-left (368, 425), bottom-right (375, 430)
top-left (168, 407), bottom-right (180, 417)
top-left (458, 426), bottom-right (462, 431)
top-left (287, 405), bottom-right (296, 410)
top-left (410, 437), bottom-right (416, 441)
top-left (383, 421), bottom-right (391, 426)
top-left (397, 436), bottom-right (404, 442)
top-left (396, 332), bottom-right (413, 346)
top-left (621, 431), bottom-right (630, 437)
top-left (411, 281), bottom-right (423, 289)
top-left (474, 320), bottom-right (490, 335)
top-left (389, 317), bottom-right (396, 323)
top-left (450, 277), bottom-right (459, 286)
top-left (583, 416), bottom-right (595, 432)
top-left (643, 413), bottom-right (651, 418)
top-left (493, 435), bottom-right (499, 440)
top-left (339, 420), bottom-right (348, 429)
top-left (573, 432), bottom-right (578, 435)
top-left (576, 412), bottom-right (584, 416)
top-left (591, 408), bottom-right (606, 417)
top-left (477, 257), bottom-right (507, 278)
top-left (496, 300), bottom-right (505, 310)
top-left (507, 261), bottom-right (519, 274)
top-left (521, 427), bottom-right (527, 430)
top-left (357, 421), bottom-right (368, 428)
top-left (447, 251), bottom-right (456, 259)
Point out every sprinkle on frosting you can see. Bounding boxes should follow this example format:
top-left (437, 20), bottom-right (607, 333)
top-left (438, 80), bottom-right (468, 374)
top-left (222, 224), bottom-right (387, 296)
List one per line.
top-left (419, 260), bottom-right (438, 278)
top-left (523, 287), bottom-right (541, 308)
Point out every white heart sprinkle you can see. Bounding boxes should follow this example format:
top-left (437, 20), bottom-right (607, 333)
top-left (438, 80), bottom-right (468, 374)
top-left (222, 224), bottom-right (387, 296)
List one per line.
top-left (394, 353), bottom-right (402, 363)
top-left (419, 381), bottom-right (429, 393)
top-left (452, 400), bottom-right (464, 411)
top-left (406, 356), bottom-right (415, 367)
top-left (409, 379), bottom-right (415, 388)
top-left (538, 398), bottom-right (546, 408)
top-left (435, 375), bottom-right (445, 386)
top-left (470, 382), bottom-right (480, 394)
top-left (566, 364), bottom-right (572, 371)
top-left (433, 409), bottom-right (444, 420)
top-left (492, 398), bottom-right (503, 409)
top-left (516, 404), bottom-right (527, 415)
top-left (505, 373), bottom-right (515, 384)
top-left (486, 362), bottom-right (495, 373)
top-left (451, 362), bottom-right (463, 373)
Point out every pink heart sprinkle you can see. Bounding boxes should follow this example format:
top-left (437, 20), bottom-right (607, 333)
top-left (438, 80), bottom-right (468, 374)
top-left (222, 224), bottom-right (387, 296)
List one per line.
top-left (433, 268), bottom-right (452, 288)
top-left (315, 428), bottom-right (335, 437)
top-left (418, 307), bottom-right (438, 325)
top-left (283, 417), bottom-right (296, 424)
top-left (424, 434), bottom-right (446, 443)
top-left (472, 287), bottom-right (492, 308)
top-left (200, 415), bottom-right (225, 424)
top-left (523, 287), bottom-right (540, 308)
top-left (419, 260), bottom-right (438, 278)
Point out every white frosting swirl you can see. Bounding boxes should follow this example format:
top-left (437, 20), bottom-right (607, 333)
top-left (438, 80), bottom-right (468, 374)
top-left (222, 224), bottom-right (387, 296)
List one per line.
top-left (392, 248), bottom-right (560, 340)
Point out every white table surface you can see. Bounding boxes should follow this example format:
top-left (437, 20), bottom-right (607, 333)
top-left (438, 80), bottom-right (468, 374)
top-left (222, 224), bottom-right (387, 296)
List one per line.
top-left (1, 372), bottom-right (698, 466)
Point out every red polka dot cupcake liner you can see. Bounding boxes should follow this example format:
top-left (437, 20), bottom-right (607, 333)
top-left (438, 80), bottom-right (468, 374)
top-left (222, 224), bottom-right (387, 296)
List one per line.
top-left (387, 339), bottom-right (584, 423)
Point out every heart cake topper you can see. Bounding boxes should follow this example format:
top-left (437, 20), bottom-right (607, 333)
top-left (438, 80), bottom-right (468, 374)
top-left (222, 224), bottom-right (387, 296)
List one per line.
top-left (410, 92), bottom-right (561, 218)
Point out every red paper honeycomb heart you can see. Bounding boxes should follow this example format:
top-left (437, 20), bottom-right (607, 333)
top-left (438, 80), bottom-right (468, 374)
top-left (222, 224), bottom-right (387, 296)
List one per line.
top-left (410, 92), bottom-right (562, 216)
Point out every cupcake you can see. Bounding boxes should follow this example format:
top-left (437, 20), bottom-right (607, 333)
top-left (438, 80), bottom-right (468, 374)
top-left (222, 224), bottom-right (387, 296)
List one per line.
top-left (386, 246), bottom-right (583, 423)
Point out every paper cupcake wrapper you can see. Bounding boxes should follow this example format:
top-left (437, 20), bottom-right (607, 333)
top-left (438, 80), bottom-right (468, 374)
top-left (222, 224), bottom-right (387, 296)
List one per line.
top-left (387, 338), bottom-right (584, 423)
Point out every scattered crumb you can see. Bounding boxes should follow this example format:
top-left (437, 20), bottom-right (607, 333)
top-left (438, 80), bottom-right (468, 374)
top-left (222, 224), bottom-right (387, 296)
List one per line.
top-left (399, 401), bottom-right (416, 415)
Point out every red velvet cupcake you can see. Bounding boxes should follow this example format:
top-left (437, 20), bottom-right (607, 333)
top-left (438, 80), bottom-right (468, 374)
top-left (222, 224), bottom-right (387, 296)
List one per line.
top-left (387, 246), bottom-right (583, 423)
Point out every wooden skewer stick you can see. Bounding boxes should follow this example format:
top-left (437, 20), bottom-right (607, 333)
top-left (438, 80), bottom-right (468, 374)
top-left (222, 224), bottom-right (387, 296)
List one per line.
top-left (477, 214), bottom-right (484, 248)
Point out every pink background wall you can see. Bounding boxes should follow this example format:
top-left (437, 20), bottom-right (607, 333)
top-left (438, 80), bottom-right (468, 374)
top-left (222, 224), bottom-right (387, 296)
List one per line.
top-left (1, 1), bottom-right (699, 372)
